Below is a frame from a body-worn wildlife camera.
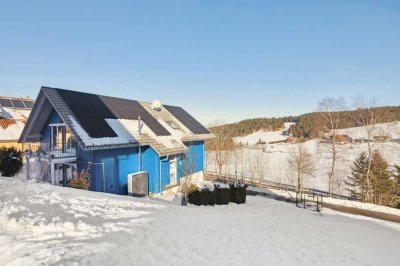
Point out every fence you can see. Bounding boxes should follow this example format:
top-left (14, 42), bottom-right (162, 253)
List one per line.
top-left (204, 170), bottom-right (351, 200)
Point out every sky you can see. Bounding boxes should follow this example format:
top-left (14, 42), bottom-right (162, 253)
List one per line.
top-left (0, 1), bottom-right (399, 124)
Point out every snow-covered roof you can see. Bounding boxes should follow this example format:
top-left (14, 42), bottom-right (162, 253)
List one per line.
top-left (20, 87), bottom-right (213, 155)
top-left (0, 119), bottom-right (26, 142)
top-left (0, 96), bottom-right (34, 142)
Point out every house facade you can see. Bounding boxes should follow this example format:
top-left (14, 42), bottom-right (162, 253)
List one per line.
top-left (19, 87), bottom-right (213, 195)
top-left (0, 96), bottom-right (35, 149)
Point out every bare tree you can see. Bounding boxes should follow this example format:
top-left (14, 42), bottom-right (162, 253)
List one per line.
top-left (179, 149), bottom-right (196, 204)
top-left (238, 149), bottom-right (248, 183)
top-left (254, 150), bottom-right (268, 186)
top-left (231, 145), bottom-right (244, 182)
top-left (287, 144), bottom-right (316, 193)
top-left (207, 126), bottom-right (233, 175)
top-left (246, 152), bottom-right (257, 186)
top-left (352, 96), bottom-right (391, 202)
top-left (318, 97), bottom-right (347, 196)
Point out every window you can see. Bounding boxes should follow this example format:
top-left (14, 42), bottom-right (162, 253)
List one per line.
top-left (167, 121), bottom-right (179, 129)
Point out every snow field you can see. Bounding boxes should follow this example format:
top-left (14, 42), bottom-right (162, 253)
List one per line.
top-left (1, 177), bottom-right (400, 265)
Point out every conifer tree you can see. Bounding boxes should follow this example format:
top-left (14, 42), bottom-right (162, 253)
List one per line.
top-left (393, 165), bottom-right (400, 208)
top-left (347, 152), bottom-right (368, 201)
top-left (369, 150), bottom-right (395, 206)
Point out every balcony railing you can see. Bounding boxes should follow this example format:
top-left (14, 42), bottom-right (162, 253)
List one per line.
top-left (24, 142), bottom-right (76, 159)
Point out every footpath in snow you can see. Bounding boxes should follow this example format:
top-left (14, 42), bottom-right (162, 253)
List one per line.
top-left (1, 177), bottom-right (400, 265)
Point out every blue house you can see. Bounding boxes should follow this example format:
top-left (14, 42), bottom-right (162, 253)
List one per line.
top-left (19, 87), bottom-right (214, 195)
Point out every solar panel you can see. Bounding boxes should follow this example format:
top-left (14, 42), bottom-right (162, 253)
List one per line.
top-left (23, 100), bottom-right (34, 108)
top-left (57, 89), bottom-right (118, 138)
top-left (164, 105), bottom-right (210, 134)
top-left (57, 89), bottom-right (171, 139)
top-left (100, 96), bottom-right (171, 136)
top-left (0, 98), bottom-right (14, 108)
top-left (11, 100), bottom-right (26, 108)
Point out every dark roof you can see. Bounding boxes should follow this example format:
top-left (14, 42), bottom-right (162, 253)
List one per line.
top-left (163, 105), bottom-right (210, 134)
top-left (56, 88), bottom-right (171, 138)
top-left (20, 86), bottom-right (212, 149)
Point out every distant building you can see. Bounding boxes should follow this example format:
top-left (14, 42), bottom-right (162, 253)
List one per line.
top-left (373, 135), bottom-right (390, 142)
top-left (331, 134), bottom-right (353, 144)
top-left (0, 96), bottom-right (35, 149)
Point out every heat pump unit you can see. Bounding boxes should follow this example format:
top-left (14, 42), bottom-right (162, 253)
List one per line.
top-left (128, 171), bottom-right (148, 197)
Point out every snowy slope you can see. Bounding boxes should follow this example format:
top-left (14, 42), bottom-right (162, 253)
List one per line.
top-left (336, 121), bottom-right (400, 139)
top-left (1, 177), bottom-right (400, 265)
top-left (233, 123), bottom-right (293, 146)
top-left (209, 122), bottom-right (400, 194)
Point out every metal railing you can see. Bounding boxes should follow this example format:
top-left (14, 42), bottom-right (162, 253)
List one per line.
top-left (24, 142), bottom-right (76, 159)
top-left (296, 191), bottom-right (323, 212)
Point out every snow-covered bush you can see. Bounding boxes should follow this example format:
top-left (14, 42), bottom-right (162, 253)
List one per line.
top-left (215, 182), bottom-right (230, 205)
top-left (187, 182), bottom-right (247, 206)
top-left (188, 183), bottom-right (215, 206)
top-left (0, 147), bottom-right (23, 177)
top-left (229, 183), bottom-right (247, 204)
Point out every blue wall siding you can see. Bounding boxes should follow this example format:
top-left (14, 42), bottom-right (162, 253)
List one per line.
top-left (177, 141), bottom-right (205, 179)
top-left (76, 141), bottom-right (205, 195)
top-left (160, 157), bottom-right (170, 192)
top-left (141, 146), bottom-right (171, 194)
top-left (92, 147), bottom-right (139, 195)
top-left (142, 146), bottom-right (160, 193)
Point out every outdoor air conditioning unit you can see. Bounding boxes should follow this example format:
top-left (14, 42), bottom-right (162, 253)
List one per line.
top-left (128, 171), bottom-right (148, 197)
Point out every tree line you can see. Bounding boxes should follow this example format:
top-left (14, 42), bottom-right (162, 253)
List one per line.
top-left (289, 106), bottom-right (400, 139)
top-left (208, 105), bottom-right (400, 140)
top-left (209, 116), bottom-right (298, 138)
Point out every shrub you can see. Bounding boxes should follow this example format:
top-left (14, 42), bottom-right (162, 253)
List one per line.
top-left (215, 183), bottom-right (230, 205)
top-left (188, 183), bottom-right (216, 206)
top-left (188, 182), bottom-right (247, 206)
top-left (0, 147), bottom-right (23, 177)
top-left (230, 183), bottom-right (247, 204)
top-left (69, 169), bottom-right (91, 190)
top-left (203, 187), bottom-right (215, 206)
top-left (188, 184), bottom-right (204, 206)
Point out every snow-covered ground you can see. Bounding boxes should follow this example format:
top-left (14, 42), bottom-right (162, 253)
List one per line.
top-left (1, 177), bottom-right (400, 265)
top-left (208, 122), bottom-right (400, 195)
top-left (233, 122), bottom-right (294, 146)
top-left (249, 186), bottom-right (400, 217)
top-left (336, 121), bottom-right (400, 140)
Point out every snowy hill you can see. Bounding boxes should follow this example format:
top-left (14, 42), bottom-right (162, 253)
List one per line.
top-left (208, 121), bottom-right (400, 194)
top-left (233, 122), bottom-right (294, 146)
top-left (1, 177), bottom-right (400, 265)
top-left (336, 121), bottom-right (400, 140)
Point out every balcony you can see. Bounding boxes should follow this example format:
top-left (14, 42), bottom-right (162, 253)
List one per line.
top-left (24, 142), bottom-right (76, 160)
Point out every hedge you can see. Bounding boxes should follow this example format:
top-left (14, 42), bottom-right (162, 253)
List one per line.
top-left (215, 183), bottom-right (230, 205)
top-left (229, 183), bottom-right (248, 204)
top-left (188, 182), bottom-right (246, 206)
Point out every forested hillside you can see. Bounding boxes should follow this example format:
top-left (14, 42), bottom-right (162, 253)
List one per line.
top-left (210, 106), bottom-right (400, 139)
top-left (209, 116), bottom-right (298, 138)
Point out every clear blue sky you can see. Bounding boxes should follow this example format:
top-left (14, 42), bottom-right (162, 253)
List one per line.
top-left (0, 1), bottom-right (399, 124)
